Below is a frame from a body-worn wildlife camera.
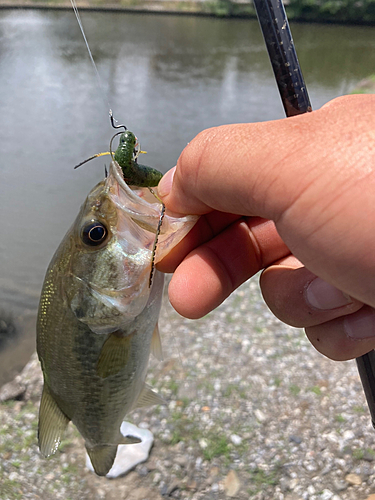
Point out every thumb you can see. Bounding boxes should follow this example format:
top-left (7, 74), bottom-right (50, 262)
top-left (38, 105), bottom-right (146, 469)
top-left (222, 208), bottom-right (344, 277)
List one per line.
top-left (159, 95), bottom-right (373, 219)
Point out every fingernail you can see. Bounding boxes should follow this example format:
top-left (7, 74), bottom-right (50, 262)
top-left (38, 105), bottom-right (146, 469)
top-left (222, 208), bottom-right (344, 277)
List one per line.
top-left (344, 307), bottom-right (375, 339)
top-left (305, 278), bottom-right (353, 310)
top-left (158, 166), bottom-right (176, 198)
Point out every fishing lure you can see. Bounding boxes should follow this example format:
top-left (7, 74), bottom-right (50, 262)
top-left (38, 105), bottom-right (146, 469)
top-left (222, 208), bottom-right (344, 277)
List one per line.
top-left (75, 114), bottom-right (163, 189)
top-left (110, 130), bottom-right (163, 188)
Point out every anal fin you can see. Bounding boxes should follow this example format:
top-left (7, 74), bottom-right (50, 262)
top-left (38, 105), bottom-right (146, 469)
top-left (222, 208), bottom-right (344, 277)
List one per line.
top-left (38, 383), bottom-right (70, 457)
top-left (97, 333), bottom-right (132, 379)
top-left (151, 323), bottom-right (163, 361)
top-left (134, 383), bottom-right (166, 409)
top-left (86, 444), bottom-right (118, 477)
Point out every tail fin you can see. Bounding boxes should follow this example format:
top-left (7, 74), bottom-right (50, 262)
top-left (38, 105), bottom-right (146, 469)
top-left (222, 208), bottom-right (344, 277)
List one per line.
top-left (86, 444), bottom-right (118, 476)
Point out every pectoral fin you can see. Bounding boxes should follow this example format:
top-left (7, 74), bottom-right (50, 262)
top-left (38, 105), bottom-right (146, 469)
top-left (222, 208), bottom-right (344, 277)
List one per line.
top-left (38, 383), bottom-right (70, 457)
top-left (86, 444), bottom-right (118, 477)
top-left (134, 383), bottom-right (166, 409)
top-left (151, 323), bottom-right (163, 361)
top-left (97, 333), bottom-right (132, 379)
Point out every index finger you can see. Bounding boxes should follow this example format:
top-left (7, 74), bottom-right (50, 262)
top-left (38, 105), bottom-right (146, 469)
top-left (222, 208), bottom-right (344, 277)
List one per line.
top-left (162, 217), bottom-right (289, 318)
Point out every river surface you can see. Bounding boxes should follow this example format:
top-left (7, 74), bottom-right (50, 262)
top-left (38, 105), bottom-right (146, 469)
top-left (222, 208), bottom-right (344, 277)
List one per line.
top-left (0, 8), bottom-right (374, 384)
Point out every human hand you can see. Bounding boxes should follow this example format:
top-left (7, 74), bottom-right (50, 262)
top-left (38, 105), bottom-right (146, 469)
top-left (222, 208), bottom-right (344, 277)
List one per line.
top-left (157, 94), bottom-right (375, 361)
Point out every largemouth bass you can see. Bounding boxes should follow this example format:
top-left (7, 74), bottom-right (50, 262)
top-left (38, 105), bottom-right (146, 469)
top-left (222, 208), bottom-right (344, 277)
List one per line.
top-left (36, 160), bottom-right (197, 476)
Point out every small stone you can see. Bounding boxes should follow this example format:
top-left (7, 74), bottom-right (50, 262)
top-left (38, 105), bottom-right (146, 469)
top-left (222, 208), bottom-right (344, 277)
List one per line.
top-left (307, 485), bottom-right (315, 495)
top-left (186, 479), bottom-right (198, 491)
top-left (175, 456), bottom-right (188, 468)
top-left (206, 467), bottom-right (219, 486)
top-left (345, 473), bottom-right (362, 485)
top-left (289, 478), bottom-right (299, 489)
top-left (0, 379), bottom-right (25, 402)
top-left (343, 430), bottom-right (355, 441)
top-left (224, 470), bottom-right (241, 497)
top-left (363, 451), bottom-right (375, 462)
top-left (230, 434), bottom-right (242, 446)
top-left (289, 435), bottom-right (302, 444)
top-left (160, 483), bottom-right (168, 496)
top-left (136, 464), bottom-right (149, 477)
top-left (333, 479), bottom-right (347, 492)
top-left (153, 472), bottom-right (161, 484)
top-left (211, 483), bottom-right (219, 492)
top-left (166, 479), bottom-right (180, 496)
top-left (199, 438), bottom-right (208, 449)
top-left (320, 490), bottom-right (334, 500)
top-left (254, 409), bottom-right (267, 423)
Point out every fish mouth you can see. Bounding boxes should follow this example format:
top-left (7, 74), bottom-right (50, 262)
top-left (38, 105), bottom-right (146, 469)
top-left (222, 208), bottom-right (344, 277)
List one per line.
top-left (106, 160), bottom-right (199, 263)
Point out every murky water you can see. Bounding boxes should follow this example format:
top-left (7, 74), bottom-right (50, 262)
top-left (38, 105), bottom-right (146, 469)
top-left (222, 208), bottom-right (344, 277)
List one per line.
top-left (0, 8), bottom-right (374, 384)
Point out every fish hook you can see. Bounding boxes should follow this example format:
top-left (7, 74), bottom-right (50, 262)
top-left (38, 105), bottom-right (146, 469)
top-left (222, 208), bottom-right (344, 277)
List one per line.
top-left (109, 109), bottom-right (127, 132)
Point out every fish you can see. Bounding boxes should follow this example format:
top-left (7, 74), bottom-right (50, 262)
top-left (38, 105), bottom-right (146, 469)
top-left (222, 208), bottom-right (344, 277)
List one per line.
top-left (36, 159), bottom-right (197, 476)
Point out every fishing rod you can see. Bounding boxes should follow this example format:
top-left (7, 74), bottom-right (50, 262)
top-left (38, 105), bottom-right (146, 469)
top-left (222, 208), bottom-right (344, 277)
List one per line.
top-left (252, 0), bottom-right (375, 430)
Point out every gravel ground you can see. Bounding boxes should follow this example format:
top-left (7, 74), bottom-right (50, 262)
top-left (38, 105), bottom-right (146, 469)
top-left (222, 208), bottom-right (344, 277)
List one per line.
top-left (1, 275), bottom-right (375, 500)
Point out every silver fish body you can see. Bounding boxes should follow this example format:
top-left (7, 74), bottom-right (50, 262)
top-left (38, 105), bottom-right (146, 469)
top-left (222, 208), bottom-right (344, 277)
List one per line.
top-left (37, 161), bottom-right (197, 476)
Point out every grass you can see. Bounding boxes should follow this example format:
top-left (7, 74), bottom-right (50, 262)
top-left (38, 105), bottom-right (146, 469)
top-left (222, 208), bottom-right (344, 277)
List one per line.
top-left (202, 435), bottom-right (230, 461)
top-left (353, 405), bottom-right (366, 413)
top-left (335, 414), bottom-right (346, 423)
top-left (308, 386), bottom-right (322, 396)
top-left (247, 465), bottom-right (282, 495)
top-left (0, 479), bottom-right (23, 500)
top-left (289, 384), bottom-right (301, 396)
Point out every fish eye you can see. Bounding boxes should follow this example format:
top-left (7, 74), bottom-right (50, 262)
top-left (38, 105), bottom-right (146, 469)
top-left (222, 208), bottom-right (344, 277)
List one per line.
top-left (81, 222), bottom-right (108, 246)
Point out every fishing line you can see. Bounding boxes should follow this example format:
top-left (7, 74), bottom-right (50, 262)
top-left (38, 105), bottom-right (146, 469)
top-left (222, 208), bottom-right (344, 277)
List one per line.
top-left (70, 0), bottom-right (112, 115)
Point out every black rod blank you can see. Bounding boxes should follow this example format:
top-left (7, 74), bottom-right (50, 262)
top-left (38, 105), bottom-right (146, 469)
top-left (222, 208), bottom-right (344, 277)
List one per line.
top-left (253, 0), bottom-right (311, 117)
top-left (253, 0), bottom-right (375, 429)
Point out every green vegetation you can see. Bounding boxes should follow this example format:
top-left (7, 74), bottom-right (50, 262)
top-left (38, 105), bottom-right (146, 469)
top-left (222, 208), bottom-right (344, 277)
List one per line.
top-left (247, 465), bottom-right (282, 495)
top-left (287, 0), bottom-right (375, 23)
top-left (335, 414), bottom-right (346, 423)
top-left (4, 0), bottom-right (375, 23)
top-left (289, 384), bottom-right (301, 396)
top-left (308, 385), bottom-right (322, 396)
top-left (202, 435), bottom-right (230, 461)
top-left (353, 405), bottom-right (366, 413)
top-left (353, 447), bottom-right (375, 460)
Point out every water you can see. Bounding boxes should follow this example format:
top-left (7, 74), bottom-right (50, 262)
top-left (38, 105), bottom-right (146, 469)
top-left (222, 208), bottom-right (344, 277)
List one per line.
top-left (0, 8), bottom-right (374, 384)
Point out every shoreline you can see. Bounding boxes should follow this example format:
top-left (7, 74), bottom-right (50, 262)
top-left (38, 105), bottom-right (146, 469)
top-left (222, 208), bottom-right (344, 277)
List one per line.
top-left (1, 1), bottom-right (375, 25)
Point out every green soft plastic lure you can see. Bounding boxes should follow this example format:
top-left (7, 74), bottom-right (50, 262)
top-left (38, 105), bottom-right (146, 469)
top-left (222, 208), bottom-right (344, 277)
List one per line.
top-left (75, 129), bottom-right (163, 189)
top-left (112, 130), bottom-right (163, 187)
